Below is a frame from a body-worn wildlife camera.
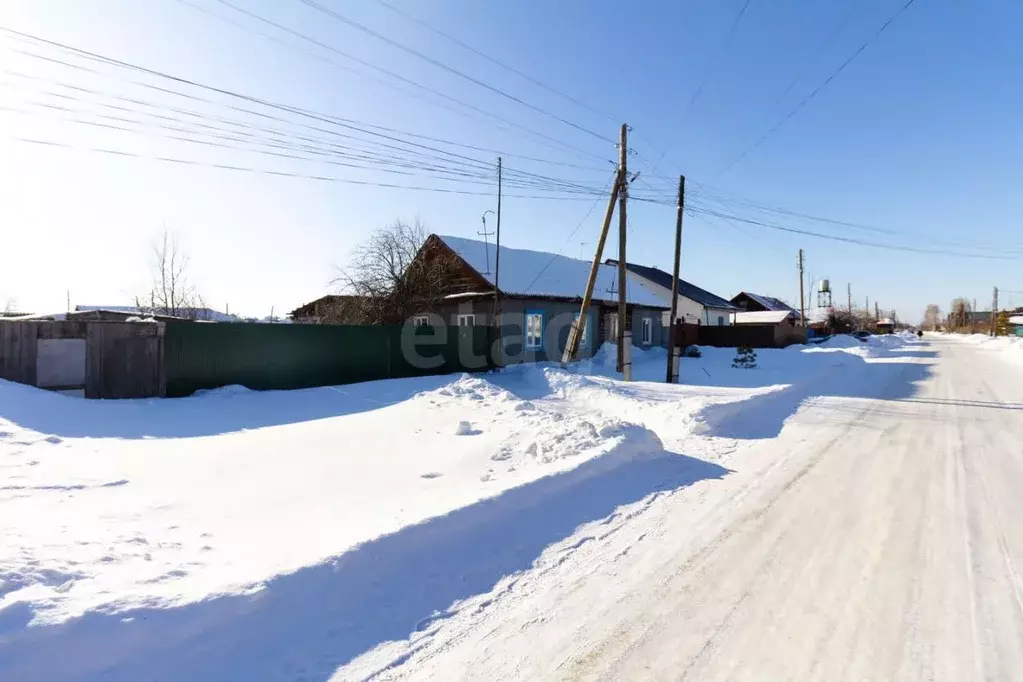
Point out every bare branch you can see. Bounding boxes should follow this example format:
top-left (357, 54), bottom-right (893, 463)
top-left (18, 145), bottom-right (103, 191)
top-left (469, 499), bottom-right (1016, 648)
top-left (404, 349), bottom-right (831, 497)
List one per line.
top-left (142, 228), bottom-right (204, 319)
top-left (328, 219), bottom-right (458, 325)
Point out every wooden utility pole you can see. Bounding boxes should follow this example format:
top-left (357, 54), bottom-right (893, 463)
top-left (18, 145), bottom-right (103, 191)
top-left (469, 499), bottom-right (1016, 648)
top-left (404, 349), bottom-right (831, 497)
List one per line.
top-left (875, 301), bottom-right (880, 322)
top-left (992, 286), bottom-right (999, 336)
top-left (562, 176), bottom-right (621, 365)
top-left (493, 157), bottom-right (503, 363)
top-left (847, 283), bottom-right (852, 315)
top-left (616, 123), bottom-right (631, 380)
top-left (797, 249), bottom-right (806, 327)
top-left (666, 175), bottom-right (685, 384)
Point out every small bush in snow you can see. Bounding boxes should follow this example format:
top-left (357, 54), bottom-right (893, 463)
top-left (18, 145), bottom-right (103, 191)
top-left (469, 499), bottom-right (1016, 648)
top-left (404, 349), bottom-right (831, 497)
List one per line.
top-left (684, 345), bottom-right (702, 358)
top-left (732, 345), bottom-right (757, 369)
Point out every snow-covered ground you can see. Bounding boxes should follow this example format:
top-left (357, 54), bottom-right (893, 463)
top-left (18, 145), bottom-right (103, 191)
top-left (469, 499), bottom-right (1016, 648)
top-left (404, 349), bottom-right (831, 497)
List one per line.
top-left (0, 333), bottom-right (926, 680)
top-left (939, 331), bottom-right (1023, 365)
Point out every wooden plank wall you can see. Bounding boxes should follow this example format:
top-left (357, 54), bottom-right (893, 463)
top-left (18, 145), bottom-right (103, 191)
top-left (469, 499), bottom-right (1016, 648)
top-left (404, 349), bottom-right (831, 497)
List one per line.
top-left (85, 323), bottom-right (165, 399)
top-left (0, 321), bottom-right (166, 398)
top-left (0, 322), bottom-right (38, 385)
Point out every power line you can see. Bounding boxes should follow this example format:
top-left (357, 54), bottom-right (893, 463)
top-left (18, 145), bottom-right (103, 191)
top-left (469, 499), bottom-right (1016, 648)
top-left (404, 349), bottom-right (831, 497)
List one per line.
top-left (1, 102), bottom-right (609, 196)
top-left (683, 0), bottom-right (752, 115)
top-left (0, 101), bottom-right (521, 186)
top-left (522, 174), bottom-right (617, 294)
top-left (691, 207), bottom-right (1020, 260)
top-left (0, 33), bottom-right (613, 194)
top-left (624, 173), bottom-right (1023, 253)
top-left (717, 0), bottom-right (922, 175)
top-left (204, 0), bottom-right (609, 161)
top-left (775, 3), bottom-right (859, 101)
top-left (173, 0), bottom-right (503, 131)
top-left (372, 0), bottom-right (618, 125)
top-left (297, 0), bottom-right (615, 145)
top-left (8, 136), bottom-right (609, 200)
top-left (642, 0), bottom-right (753, 182)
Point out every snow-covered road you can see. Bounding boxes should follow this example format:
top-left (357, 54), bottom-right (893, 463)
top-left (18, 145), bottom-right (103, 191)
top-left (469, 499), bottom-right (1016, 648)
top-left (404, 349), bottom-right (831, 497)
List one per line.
top-left (367, 336), bottom-right (1023, 681)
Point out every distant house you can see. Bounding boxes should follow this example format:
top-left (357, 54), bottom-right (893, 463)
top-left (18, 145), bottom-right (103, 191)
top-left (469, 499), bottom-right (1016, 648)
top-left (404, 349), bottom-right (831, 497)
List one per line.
top-left (1009, 315), bottom-right (1023, 336)
top-left (75, 305), bottom-right (240, 322)
top-left (732, 310), bottom-right (798, 327)
top-left (969, 311), bottom-right (993, 328)
top-left (604, 260), bottom-right (737, 326)
top-left (730, 292), bottom-right (802, 322)
top-left (876, 317), bottom-right (895, 334)
top-left (289, 295), bottom-right (365, 324)
top-left (412, 234), bottom-right (668, 362)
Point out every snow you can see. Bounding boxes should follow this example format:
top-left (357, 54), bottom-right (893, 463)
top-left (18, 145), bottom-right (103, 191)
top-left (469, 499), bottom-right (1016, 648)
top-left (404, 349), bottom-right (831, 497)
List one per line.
top-left (737, 292), bottom-right (797, 313)
top-left (76, 305), bottom-right (241, 322)
top-left (438, 234), bottom-right (666, 307)
top-left (940, 331), bottom-right (1023, 365)
top-left (0, 313), bottom-right (68, 321)
top-left (732, 310), bottom-right (794, 324)
top-left (0, 333), bottom-right (941, 680)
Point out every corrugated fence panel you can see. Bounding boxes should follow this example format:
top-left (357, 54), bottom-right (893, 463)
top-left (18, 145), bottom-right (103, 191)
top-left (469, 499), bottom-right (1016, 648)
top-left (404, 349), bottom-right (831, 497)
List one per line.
top-left (698, 325), bottom-right (778, 349)
top-left (164, 322), bottom-right (495, 397)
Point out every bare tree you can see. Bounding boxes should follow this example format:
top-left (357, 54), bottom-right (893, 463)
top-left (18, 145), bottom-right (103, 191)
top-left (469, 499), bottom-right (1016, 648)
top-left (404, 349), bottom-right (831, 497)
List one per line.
top-left (136, 229), bottom-right (209, 320)
top-left (949, 297), bottom-right (972, 332)
top-left (827, 309), bottom-right (857, 334)
top-left (923, 304), bottom-right (941, 331)
top-left (330, 219), bottom-right (459, 325)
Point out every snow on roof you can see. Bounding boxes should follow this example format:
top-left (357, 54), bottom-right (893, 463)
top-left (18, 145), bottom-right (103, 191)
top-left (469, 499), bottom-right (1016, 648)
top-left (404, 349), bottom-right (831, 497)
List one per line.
top-left (733, 310), bottom-right (795, 325)
top-left (437, 235), bottom-right (667, 308)
top-left (607, 260), bottom-right (737, 310)
top-left (739, 292), bottom-right (798, 314)
top-left (807, 308), bottom-right (830, 324)
top-left (76, 305), bottom-right (241, 322)
top-left (0, 312), bottom-right (67, 321)
top-left (878, 317), bottom-right (894, 325)
top-left (1009, 316), bottom-right (1023, 325)
top-left (443, 291), bottom-right (493, 300)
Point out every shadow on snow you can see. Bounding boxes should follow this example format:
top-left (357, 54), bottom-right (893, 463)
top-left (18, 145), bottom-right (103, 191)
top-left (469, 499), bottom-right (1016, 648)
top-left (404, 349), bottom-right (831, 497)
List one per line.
top-left (0, 373), bottom-right (460, 440)
top-left (695, 342), bottom-right (937, 439)
top-left (0, 448), bottom-right (729, 682)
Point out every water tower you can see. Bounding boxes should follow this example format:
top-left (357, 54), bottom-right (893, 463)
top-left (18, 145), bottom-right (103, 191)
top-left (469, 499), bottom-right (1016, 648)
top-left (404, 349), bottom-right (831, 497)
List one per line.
top-left (817, 278), bottom-right (833, 310)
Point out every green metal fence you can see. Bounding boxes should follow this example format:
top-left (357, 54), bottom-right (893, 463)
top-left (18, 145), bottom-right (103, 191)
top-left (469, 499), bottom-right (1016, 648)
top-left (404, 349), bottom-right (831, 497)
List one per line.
top-left (164, 322), bottom-right (496, 397)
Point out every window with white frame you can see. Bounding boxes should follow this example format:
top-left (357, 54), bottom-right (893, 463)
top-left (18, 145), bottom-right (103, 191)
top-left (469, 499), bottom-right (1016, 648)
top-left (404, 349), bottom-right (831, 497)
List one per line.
top-left (413, 315), bottom-right (429, 327)
top-left (525, 311), bottom-right (543, 349)
top-left (573, 312), bottom-right (588, 349)
top-left (641, 317), bottom-right (653, 345)
top-left (457, 313), bottom-right (475, 327)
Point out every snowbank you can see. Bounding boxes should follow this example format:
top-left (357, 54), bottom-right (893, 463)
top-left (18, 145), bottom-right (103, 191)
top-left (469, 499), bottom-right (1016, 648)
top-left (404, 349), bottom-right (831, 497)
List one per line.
top-left (942, 332), bottom-right (1023, 364)
top-left (0, 370), bottom-right (669, 634)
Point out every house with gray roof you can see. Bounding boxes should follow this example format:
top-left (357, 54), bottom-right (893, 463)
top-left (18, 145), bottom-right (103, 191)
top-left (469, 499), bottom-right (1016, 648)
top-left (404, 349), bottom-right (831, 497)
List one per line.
top-left (729, 291), bottom-right (802, 322)
top-left (605, 259), bottom-right (737, 327)
top-left (414, 235), bottom-right (669, 363)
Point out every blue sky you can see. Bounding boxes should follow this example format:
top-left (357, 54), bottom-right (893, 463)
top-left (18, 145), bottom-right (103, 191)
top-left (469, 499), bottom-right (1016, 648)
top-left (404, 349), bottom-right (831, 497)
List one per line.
top-left (2, 0), bottom-right (1022, 320)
